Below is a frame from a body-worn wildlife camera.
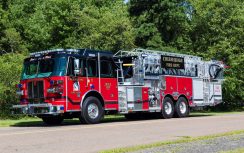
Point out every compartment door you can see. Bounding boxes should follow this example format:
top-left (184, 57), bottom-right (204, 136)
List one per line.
top-left (192, 79), bottom-right (204, 105)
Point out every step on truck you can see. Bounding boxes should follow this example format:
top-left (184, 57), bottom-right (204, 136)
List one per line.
top-left (13, 48), bottom-right (225, 124)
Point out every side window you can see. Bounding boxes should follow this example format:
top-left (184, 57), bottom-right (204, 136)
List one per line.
top-left (67, 58), bottom-right (74, 76)
top-left (101, 61), bottom-right (115, 78)
top-left (87, 60), bottom-right (97, 77)
top-left (67, 58), bottom-right (85, 76)
top-left (79, 59), bottom-right (85, 76)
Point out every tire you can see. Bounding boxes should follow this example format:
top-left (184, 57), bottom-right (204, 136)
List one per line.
top-left (42, 116), bottom-right (63, 125)
top-left (174, 97), bottom-right (189, 118)
top-left (161, 97), bottom-right (174, 119)
top-left (78, 113), bottom-right (86, 124)
top-left (80, 97), bottom-right (104, 124)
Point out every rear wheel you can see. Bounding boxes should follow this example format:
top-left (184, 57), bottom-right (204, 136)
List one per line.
top-left (42, 116), bottom-right (63, 125)
top-left (161, 97), bottom-right (174, 119)
top-left (175, 97), bottom-right (189, 118)
top-left (80, 97), bottom-right (104, 124)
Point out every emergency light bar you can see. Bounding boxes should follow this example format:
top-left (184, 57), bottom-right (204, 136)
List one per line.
top-left (30, 49), bottom-right (79, 56)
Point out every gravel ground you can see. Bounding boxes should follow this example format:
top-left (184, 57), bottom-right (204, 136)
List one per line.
top-left (132, 134), bottom-right (244, 153)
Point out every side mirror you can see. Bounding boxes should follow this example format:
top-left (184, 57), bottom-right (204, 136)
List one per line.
top-left (74, 59), bottom-right (80, 75)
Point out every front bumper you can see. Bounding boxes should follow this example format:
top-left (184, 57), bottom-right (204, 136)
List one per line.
top-left (12, 104), bottom-right (64, 115)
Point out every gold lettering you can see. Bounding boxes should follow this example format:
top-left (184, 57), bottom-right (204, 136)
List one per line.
top-left (166, 63), bottom-right (173, 67)
top-left (173, 63), bottom-right (180, 68)
top-left (105, 83), bottom-right (111, 90)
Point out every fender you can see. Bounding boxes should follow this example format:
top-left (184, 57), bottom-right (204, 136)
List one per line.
top-left (80, 90), bottom-right (105, 109)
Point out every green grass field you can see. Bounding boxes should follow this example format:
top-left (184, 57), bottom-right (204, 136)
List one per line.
top-left (220, 148), bottom-right (244, 153)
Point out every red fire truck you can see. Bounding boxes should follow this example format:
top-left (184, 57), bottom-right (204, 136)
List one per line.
top-left (13, 48), bottom-right (224, 124)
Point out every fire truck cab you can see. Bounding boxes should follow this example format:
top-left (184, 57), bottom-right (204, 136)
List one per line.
top-left (13, 48), bottom-right (224, 125)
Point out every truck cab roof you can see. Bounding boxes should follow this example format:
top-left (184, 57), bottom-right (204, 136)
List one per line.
top-left (29, 48), bottom-right (113, 58)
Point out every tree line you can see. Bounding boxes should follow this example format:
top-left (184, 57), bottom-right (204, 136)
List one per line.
top-left (0, 0), bottom-right (243, 118)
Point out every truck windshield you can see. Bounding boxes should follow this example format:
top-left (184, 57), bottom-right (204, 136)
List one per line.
top-left (21, 57), bottom-right (66, 80)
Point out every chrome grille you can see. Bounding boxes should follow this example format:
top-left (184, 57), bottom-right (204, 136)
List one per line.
top-left (28, 81), bottom-right (44, 99)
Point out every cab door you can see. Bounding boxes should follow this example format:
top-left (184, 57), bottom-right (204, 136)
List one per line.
top-left (66, 57), bottom-right (86, 110)
top-left (100, 60), bottom-right (118, 110)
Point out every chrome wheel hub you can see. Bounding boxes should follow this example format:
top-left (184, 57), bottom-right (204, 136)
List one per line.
top-left (179, 102), bottom-right (187, 114)
top-left (88, 103), bottom-right (99, 119)
top-left (164, 102), bottom-right (172, 115)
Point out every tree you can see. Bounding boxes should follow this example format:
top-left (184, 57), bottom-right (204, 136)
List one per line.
top-left (4, 0), bottom-right (134, 52)
top-left (0, 53), bottom-right (26, 118)
top-left (0, 6), bottom-right (7, 54)
top-left (0, 28), bottom-right (26, 53)
top-left (61, 0), bottom-right (135, 51)
top-left (189, 0), bottom-right (244, 108)
top-left (0, 0), bottom-right (28, 53)
top-left (128, 0), bottom-right (191, 52)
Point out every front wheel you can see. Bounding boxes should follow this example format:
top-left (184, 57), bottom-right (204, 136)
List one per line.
top-left (161, 97), bottom-right (174, 119)
top-left (42, 116), bottom-right (63, 125)
top-left (80, 97), bottom-right (104, 124)
top-left (174, 97), bottom-right (189, 118)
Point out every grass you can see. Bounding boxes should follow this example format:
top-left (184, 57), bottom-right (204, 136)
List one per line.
top-left (100, 130), bottom-right (244, 153)
top-left (0, 111), bottom-right (243, 127)
top-left (190, 111), bottom-right (244, 117)
top-left (219, 148), bottom-right (244, 153)
top-left (0, 117), bottom-right (41, 127)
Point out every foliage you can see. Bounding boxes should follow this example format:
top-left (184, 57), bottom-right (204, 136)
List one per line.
top-left (189, 0), bottom-right (244, 109)
top-left (0, 53), bottom-right (26, 118)
top-left (128, 0), bottom-right (192, 52)
top-left (3, 0), bottom-right (134, 52)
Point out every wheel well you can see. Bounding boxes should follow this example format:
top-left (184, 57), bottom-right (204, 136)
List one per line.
top-left (164, 94), bottom-right (174, 102)
top-left (82, 91), bottom-right (105, 108)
